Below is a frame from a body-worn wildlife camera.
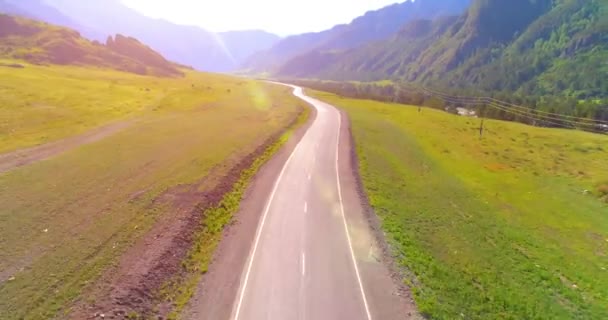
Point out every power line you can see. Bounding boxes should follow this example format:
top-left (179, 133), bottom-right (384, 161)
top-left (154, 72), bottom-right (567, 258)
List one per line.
top-left (395, 83), bottom-right (608, 131)
top-left (411, 83), bottom-right (607, 125)
top-left (486, 97), bottom-right (608, 124)
top-left (292, 79), bottom-right (607, 133)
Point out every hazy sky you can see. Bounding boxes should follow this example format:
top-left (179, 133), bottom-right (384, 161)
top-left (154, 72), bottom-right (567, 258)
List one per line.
top-left (122, 0), bottom-right (402, 35)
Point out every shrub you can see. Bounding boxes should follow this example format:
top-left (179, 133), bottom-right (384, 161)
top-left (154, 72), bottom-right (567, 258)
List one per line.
top-left (596, 182), bottom-right (608, 200)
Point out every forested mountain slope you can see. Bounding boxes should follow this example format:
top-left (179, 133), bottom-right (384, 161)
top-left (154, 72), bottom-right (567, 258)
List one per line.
top-left (277, 0), bottom-right (608, 100)
top-left (242, 0), bottom-right (470, 73)
top-left (276, 16), bottom-right (459, 79)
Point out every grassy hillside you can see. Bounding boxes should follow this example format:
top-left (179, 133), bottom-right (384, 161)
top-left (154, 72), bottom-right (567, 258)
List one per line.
top-left (0, 0), bottom-right (105, 40)
top-left (0, 59), bottom-right (179, 154)
top-left (311, 91), bottom-right (608, 319)
top-left (0, 63), bottom-right (305, 319)
top-left (0, 14), bottom-right (183, 76)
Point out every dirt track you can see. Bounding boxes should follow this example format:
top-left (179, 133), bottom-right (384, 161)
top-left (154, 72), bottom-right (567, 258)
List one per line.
top-left (0, 121), bottom-right (133, 174)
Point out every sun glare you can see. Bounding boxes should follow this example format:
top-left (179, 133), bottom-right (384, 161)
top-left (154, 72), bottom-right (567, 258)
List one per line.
top-left (121, 0), bottom-right (401, 35)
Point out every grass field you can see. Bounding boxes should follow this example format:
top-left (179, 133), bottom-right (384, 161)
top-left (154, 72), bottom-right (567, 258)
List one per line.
top-left (0, 62), bottom-right (304, 319)
top-left (311, 91), bottom-right (608, 319)
top-left (0, 59), bottom-right (278, 153)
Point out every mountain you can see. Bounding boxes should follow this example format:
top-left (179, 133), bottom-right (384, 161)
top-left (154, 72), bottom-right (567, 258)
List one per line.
top-left (0, 0), bottom-right (280, 72)
top-left (276, 0), bottom-right (608, 99)
top-left (242, 0), bottom-right (471, 74)
top-left (399, 0), bottom-right (554, 82)
top-left (51, 0), bottom-right (236, 71)
top-left (277, 15), bottom-right (459, 80)
top-left (0, 0), bottom-right (105, 40)
top-left (0, 14), bottom-right (183, 76)
top-left (445, 0), bottom-right (608, 98)
top-left (218, 30), bottom-right (281, 64)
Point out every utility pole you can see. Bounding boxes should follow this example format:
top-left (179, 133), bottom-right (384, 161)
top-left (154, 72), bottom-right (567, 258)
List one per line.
top-left (479, 102), bottom-right (485, 139)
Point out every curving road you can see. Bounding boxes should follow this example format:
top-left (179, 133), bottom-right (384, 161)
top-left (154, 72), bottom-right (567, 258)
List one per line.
top-left (185, 85), bottom-right (417, 320)
top-left (232, 85), bottom-right (371, 320)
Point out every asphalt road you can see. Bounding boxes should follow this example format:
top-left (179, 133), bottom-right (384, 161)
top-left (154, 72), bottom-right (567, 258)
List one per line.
top-left (230, 86), bottom-right (381, 320)
top-left (185, 85), bottom-right (417, 320)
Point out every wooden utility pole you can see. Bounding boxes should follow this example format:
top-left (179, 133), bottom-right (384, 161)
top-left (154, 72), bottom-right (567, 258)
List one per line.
top-left (479, 102), bottom-right (485, 139)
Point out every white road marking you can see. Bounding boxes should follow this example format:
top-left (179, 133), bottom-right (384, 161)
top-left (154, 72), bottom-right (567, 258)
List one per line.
top-left (335, 110), bottom-right (373, 320)
top-left (232, 119), bottom-right (306, 320)
top-left (301, 252), bottom-right (306, 276)
top-left (304, 201), bottom-right (308, 213)
top-left (234, 84), bottom-right (372, 320)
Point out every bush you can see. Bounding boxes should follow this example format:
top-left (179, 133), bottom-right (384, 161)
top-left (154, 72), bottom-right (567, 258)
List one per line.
top-left (596, 182), bottom-right (608, 202)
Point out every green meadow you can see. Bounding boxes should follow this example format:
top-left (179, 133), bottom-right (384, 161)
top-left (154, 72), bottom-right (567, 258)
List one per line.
top-left (0, 60), bottom-right (288, 153)
top-left (0, 62), bottom-right (304, 319)
top-left (311, 91), bottom-right (608, 319)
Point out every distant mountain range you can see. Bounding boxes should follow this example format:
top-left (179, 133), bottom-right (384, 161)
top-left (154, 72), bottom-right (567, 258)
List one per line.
top-left (2, 0), bottom-right (604, 101)
top-left (0, 0), bottom-right (281, 72)
top-left (271, 0), bottom-right (607, 99)
top-left (0, 14), bottom-right (183, 76)
top-left (242, 0), bottom-right (471, 74)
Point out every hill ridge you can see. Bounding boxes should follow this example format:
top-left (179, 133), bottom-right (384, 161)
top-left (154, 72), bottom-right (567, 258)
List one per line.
top-left (0, 14), bottom-right (184, 77)
top-left (241, 0), bottom-right (471, 73)
top-left (0, 0), bottom-right (281, 72)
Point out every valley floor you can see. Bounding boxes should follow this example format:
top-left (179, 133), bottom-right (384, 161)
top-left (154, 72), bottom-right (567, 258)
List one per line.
top-left (0, 63), bottom-right (305, 319)
top-left (2, 60), bottom-right (607, 319)
top-left (310, 90), bottom-right (608, 319)
top-left (0, 120), bottom-right (133, 174)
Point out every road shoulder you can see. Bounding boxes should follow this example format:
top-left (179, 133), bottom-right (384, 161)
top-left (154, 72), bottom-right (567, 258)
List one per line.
top-left (181, 104), bottom-right (317, 320)
top-left (337, 110), bottom-right (422, 319)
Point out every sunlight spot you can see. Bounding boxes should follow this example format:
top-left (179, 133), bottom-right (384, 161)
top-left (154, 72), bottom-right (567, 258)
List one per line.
top-left (247, 82), bottom-right (270, 110)
top-left (210, 33), bottom-right (237, 67)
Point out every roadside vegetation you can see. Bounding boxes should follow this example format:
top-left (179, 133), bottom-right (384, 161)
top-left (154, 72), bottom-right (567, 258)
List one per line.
top-left (311, 90), bottom-right (608, 319)
top-left (161, 106), bottom-right (310, 319)
top-left (289, 79), bottom-right (608, 131)
top-left (0, 62), bottom-right (304, 319)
